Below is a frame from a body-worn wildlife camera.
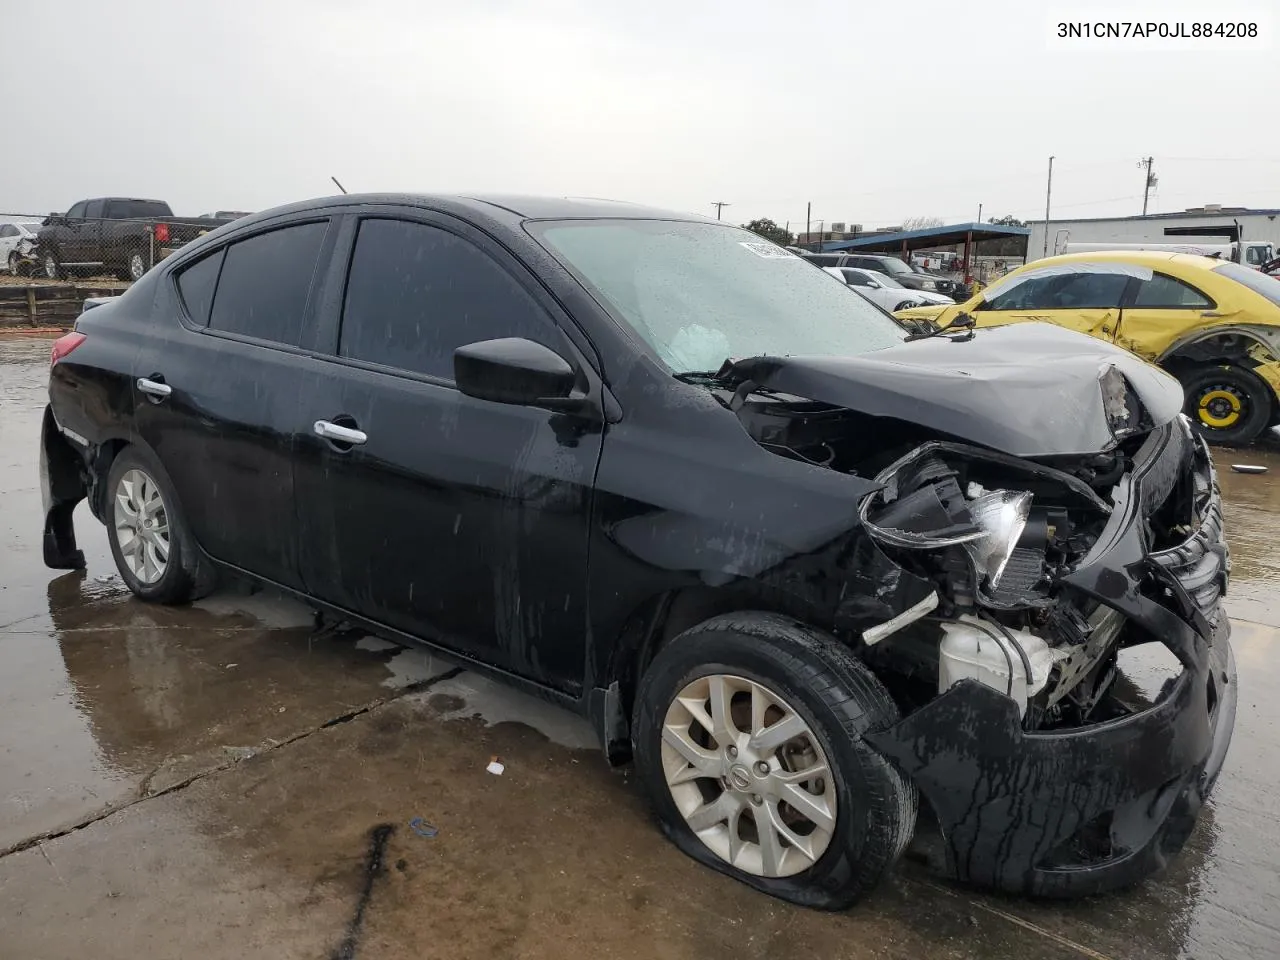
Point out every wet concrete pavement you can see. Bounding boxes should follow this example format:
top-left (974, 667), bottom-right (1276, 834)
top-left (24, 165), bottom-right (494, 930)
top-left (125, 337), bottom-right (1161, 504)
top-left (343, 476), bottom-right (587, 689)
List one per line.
top-left (3, 335), bottom-right (1280, 959)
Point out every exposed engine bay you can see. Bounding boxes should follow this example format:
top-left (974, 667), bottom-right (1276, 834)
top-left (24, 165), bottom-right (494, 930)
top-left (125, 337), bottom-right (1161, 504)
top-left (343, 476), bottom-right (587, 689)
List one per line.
top-left (718, 381), bottom-right (1208, 734)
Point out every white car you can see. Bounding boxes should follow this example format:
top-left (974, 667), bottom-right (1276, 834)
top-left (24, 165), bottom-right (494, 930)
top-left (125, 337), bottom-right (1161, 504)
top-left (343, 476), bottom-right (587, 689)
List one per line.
top-left (824, 266), bottom-right (955, 311)
top-left (1, 222), bottom-right (42, 277)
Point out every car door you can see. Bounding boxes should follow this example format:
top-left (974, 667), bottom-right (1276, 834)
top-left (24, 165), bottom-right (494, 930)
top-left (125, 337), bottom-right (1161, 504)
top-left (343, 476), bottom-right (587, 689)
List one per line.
top-left (77, 199), bottom-right (106, 266)
top-left (1112, 271), bottom-right (1216, 362)
top-left (0, 225), bottom-right (14, 265)
top-left (969, 265), bottom-right (1131, 340)
top-left (132, 216), bottom-right (339, 590)
top-left (293, 211), bottom-right (602, 692)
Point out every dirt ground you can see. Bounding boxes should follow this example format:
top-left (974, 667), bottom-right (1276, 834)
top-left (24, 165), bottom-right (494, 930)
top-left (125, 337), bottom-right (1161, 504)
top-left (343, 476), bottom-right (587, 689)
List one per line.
top-left (3, 335), bottom-right (1279, 959)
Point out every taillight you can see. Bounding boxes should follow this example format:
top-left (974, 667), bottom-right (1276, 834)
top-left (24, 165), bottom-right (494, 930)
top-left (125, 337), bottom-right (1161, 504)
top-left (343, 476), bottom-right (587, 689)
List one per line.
top-left (153, 223), bottom-right (170, 244)
top-left (51, 331), bottom-right (87, 367)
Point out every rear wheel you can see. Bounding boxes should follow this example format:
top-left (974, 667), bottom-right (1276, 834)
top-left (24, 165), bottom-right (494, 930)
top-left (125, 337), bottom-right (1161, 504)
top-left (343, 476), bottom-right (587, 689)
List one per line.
top-left (1178, 365), bottom-right (1273, 446)
top-left (127, 252), bottom-right (147, 281)
top-left (632, 612), bottom-right (915, 909)
top-left (106, 447), bottom-right (216, 603)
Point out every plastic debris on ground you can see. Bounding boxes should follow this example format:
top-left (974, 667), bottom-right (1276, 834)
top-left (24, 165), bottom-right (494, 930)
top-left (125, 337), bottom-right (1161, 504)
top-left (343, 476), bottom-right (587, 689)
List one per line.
top-left (1231, 464), bottom-right (1268, 474)
top-left (486, 756), bottom-right (505, 776)
top-left (408, 817), bottom-right (439, 838)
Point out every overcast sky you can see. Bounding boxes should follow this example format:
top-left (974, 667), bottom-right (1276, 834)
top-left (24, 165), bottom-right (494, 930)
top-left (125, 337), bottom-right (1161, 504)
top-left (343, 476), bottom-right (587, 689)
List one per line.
top-left (4, 0), bottom-right (1278, 229)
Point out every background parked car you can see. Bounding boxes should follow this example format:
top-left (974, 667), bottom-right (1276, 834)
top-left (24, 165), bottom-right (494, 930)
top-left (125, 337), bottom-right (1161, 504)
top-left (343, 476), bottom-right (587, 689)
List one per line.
top-left (822, 266), bottom-right (955, 311)
top-left (803, 252), bottom-right (944, 294)
top-left (896, 250), bottom-right (1280, 445)
top-left (38, 198), bottom-right (236, 281)
top-left (0, 221), bottom-right (42, 276)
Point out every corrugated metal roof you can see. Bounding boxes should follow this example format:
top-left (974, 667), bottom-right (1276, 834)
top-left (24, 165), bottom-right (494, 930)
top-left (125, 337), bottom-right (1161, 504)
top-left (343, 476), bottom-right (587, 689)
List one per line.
top-left (1028, 208), bottom-right (1280, 226)
top-left (819, 221), bottom-right (1030, 252)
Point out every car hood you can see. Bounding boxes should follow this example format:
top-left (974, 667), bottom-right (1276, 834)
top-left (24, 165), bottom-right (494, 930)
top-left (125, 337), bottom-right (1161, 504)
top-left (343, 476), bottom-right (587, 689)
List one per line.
top-left (904, 290), bottom-right (955, 305)
top-left (724, 323), bottom-right (1185, 457)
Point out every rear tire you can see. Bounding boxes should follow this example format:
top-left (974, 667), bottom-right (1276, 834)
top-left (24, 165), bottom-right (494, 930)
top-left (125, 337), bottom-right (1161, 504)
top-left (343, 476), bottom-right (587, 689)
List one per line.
top-left (632, 611), bottom-right (915, 909)
top-left (127, 252), bottom-right (147, 282)
top-left (105, 446), bottom-right (217, 604)
top-left (1178, 364), bottom-right (1273, 447)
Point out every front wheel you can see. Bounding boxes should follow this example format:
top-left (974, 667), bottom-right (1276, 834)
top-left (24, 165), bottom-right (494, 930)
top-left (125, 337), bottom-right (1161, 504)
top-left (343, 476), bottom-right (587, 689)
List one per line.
top-left (7, 252), bottom-right (21, 277)
top-left (632, 612), bottom-right (916, 909)
top-left (105, 447), bottom-right (217, 603)
top-left (1178, 364), bottom-right (1274, 447)
top-left (43, 251), bottom-right (64, 280)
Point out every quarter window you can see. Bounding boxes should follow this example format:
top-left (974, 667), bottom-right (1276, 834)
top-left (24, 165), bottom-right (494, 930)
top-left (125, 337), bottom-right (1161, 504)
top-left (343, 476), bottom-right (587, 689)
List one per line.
top-left (175, 249), bottom-right (224, 326)
top-left (338, 218), bottom-right (558, 380)
top-left (208, 222), bottom-right (329, 346)
top-left (1131, 273), bottom-right (1212, 309)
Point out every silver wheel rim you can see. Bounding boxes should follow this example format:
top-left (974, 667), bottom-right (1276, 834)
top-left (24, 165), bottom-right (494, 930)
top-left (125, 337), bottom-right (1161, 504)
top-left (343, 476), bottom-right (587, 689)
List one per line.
top-left (113, 468), bottom-right (170, 584)
top-left (7, 253), bottom-right (18, 276)
top-left (44, 255), bottom-right (57, 278)
top-left (130, 254), bottom-right (145, 280)
top-left (661, 673), bottom-right (837, 878)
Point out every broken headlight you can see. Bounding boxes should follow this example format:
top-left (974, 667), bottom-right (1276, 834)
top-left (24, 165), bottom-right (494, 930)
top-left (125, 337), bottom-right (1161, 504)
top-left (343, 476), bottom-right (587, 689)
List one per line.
top-left (861, 456), bottom-right (1031, 589)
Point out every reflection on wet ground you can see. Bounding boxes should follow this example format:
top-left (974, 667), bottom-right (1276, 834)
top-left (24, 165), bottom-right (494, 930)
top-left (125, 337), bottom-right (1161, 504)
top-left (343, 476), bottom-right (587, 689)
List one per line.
top-left (3, 336), bottom-right (1280, 959)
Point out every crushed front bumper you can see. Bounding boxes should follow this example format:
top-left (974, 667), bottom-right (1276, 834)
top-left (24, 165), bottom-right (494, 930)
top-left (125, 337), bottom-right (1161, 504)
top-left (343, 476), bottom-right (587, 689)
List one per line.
top-left (868, 419), bottom-right (1237, 897)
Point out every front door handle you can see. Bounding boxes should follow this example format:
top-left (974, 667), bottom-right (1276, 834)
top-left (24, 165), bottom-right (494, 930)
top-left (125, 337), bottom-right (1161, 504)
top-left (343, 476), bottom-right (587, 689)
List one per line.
top-left (313, 420), bottom-right (368, 445)
top-left (137, 377), bottom-right (172, 398)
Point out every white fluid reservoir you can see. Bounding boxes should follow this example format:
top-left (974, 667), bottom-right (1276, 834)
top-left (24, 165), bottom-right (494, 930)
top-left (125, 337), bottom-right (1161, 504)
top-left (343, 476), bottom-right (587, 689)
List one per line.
top-left (938, 616), bottom-right (1059, 718)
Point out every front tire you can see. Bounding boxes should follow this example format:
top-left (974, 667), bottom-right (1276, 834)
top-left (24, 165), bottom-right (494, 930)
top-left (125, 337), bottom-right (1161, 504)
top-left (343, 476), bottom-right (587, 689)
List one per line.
top-left (105, 447), bottom-right (216, 603)
top-left (632, 612), bottom-right (916, 909)
top-left (7, 252), bottom-right (21, 277)
top-left (1179, 364), bottom-right (1274, 446)
top-left (43, 251), bottom-right (64, 280)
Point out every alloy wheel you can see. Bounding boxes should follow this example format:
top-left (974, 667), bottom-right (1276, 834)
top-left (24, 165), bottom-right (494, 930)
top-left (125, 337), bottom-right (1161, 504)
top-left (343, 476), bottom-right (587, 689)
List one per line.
top-left (660, 673), bottom-right (837, 878)
top-left (129, 254), bottom-right (146, 281)
top-left (113, 468), bottom-right (170, 584)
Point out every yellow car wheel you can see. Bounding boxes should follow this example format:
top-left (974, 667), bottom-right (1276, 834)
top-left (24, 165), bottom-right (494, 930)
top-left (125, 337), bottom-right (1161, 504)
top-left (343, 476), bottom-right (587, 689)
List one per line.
top-left (1178, 366), bottom-right (1274, 447)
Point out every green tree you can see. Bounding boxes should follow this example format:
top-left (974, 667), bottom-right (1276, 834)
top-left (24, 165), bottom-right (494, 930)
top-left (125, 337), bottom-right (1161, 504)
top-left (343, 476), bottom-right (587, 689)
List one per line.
top-left (743, 218), bottom-right (794, 247)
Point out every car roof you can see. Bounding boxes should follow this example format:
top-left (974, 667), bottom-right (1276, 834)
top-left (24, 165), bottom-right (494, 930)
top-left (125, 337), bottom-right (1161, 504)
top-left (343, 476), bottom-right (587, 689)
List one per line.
top-left (228, 193), bottom-right (716, 226)
top-left (1029, 249), bottom-right (1229, 270)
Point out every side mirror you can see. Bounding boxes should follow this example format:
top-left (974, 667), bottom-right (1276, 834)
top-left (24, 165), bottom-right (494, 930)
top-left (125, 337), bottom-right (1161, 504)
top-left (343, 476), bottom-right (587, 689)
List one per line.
top-left (454, 338), bottom-right (578, 408)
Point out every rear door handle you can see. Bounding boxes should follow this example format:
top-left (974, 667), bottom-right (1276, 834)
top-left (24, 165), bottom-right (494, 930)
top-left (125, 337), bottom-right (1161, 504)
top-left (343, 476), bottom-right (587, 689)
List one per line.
top-left (313, 420), bottom-right (367, 445)
top-left (137, 377), bottom-right (172, 398)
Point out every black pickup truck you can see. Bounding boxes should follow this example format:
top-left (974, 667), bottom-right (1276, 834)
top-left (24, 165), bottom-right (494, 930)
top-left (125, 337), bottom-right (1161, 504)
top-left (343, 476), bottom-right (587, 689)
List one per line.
top-left (37, 198), bottom-right (235, 281)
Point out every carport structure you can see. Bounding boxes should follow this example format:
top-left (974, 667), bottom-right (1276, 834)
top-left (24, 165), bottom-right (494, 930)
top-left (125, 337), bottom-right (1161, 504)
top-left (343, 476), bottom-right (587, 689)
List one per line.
top-left (817, 222), bottom-right (1031, 279)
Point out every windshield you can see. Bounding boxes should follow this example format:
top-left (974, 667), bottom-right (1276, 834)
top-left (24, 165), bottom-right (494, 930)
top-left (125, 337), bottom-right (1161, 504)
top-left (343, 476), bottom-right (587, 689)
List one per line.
top-left (1214, 261), bottom-right (1280, 306)
top-left (532, 220), bottom-right (905, 373)
top-left (878, 258), bottom-right (914, 276)
top-left (856, 268), bottom-right (903, 289)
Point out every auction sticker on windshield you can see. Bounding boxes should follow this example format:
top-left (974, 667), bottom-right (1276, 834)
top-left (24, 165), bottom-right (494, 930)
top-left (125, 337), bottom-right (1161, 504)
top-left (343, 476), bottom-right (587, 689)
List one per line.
top-left (739, 241), bottom-right (796, 259)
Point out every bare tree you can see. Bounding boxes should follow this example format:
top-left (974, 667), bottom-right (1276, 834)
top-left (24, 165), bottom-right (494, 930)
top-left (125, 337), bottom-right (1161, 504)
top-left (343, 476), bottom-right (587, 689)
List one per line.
top-left (901, 215), bottom-right (945, 231)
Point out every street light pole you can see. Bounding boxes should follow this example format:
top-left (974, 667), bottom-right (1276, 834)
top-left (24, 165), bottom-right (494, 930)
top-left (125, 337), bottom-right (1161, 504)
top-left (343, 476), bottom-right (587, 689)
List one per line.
top-left (1043, 156), bottom-right (1055, 258)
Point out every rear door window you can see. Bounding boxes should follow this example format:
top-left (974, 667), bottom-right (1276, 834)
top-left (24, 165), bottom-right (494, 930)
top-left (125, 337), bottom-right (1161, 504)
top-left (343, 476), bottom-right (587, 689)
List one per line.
top-left (1131, 273), bottom-right (1213, 308)
top-left (175, 249), bottom-right (224, 326)
top-left (338, 218), bottom-right (559, 381)
top-left (208, 221), bottom-right (329, 346)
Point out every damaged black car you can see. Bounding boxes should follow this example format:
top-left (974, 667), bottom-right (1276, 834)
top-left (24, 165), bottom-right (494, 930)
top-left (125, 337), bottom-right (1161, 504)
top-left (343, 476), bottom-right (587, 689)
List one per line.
top-left (39, 195), bottom-right (1235, 909)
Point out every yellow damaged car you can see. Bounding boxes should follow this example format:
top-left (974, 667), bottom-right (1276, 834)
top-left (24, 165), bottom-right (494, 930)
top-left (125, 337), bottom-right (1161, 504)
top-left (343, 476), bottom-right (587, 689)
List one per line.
top-left (896, 251), bottom-right (1280, 444)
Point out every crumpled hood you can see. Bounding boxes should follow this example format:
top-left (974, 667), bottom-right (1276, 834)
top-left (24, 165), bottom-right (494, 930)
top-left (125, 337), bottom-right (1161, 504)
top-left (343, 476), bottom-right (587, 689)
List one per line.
top-left (727, 323), bottom-right (1185, 457)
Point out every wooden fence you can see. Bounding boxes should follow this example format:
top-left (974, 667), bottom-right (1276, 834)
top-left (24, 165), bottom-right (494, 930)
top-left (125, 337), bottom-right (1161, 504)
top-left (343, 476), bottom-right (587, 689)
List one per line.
top-left (0, 281), bottom-right (128, 330)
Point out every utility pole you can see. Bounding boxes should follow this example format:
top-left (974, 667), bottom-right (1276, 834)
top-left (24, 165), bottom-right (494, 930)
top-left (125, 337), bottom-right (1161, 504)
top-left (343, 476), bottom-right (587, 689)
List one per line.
top-left (1139, 157), bottom-right (1156, 215)
top-left (806, 201), bottom-right (812, 250)
top-left (1043, 156), bottom-right (1055, 258)
top-left (711, 201), bottom-right (730, 220)
top-left (977, 202), bottom-right (983, 223)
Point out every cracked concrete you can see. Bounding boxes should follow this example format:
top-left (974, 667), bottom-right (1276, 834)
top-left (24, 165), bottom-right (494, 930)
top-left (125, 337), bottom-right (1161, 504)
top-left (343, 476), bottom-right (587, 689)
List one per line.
top-left (5, 334), bottom-right (1280, 959)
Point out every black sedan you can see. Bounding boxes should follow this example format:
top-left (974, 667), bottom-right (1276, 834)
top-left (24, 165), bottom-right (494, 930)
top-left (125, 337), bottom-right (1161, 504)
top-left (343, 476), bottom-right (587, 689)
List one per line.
top-left (40, 194), bottom-right (1235, 908)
